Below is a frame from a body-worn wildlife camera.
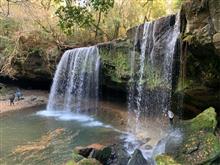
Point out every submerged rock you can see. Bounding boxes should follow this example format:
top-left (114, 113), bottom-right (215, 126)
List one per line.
top-left (127, 149), bottom-right (148, 165)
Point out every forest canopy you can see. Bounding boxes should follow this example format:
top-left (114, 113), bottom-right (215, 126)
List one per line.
top-left (0, 0), bottom-right (183, 42)
top-left (0, 0), bottom-right (183, 77)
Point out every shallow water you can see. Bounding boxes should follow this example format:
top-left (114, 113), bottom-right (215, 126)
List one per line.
top-left (0, 105), bottom-right (125, 165)
top-left (0, 100), bottom-right (168, 165)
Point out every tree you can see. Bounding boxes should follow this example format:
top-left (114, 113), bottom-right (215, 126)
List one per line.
top-left (55, 0), bottom-right (114, 39)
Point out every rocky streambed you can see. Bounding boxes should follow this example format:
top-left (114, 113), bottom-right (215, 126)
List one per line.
top-left (64, 107), bottom-right (220, 165)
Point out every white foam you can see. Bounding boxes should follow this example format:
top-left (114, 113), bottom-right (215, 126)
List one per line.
top-left (84, 121), bottom-right (113, 128)
top-left (37, 110), bottom-right (94, 121)
top-left (84, 121), bottom-right (103, 127)
top-left (36, 110), bottom-right (114, 129)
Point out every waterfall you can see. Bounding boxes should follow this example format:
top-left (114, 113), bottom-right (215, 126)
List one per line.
top-left (128, 14), bottom-right (180, 134)
top-left (47, 46), bottom-right (100, 112)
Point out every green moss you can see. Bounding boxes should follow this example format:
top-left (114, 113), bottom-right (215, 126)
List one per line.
top-left (99, 44), bottom-right (131, 84)
top-left (66, 160), bottom-right (77, 165)
top-left (77, 158), bottom-right (101, 165)
top-left (156, 108), bottom-right (220, 165)
top-left (176, 131), bottom-right (220, 165)
top-left (144, 63), bottom-right (169, 90)
top-left (182, 34), bottom-right (195, 44)
top-left (174, 108), bottom-right (220, 164)
top-left (93, 146), bottom-right (112, 163)
top-left (182, 107), bottom-right (217, 133)
top-left (155, 154), bottom-right (181, 165)
top-left (71, 152), bottom-right (84, 162)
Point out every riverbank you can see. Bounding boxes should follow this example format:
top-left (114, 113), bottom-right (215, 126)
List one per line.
top-left (0, 86), bottom-right (48, 114)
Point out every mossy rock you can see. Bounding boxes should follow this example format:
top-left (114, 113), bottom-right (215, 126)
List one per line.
top-left (66, 158), bottom-right (101, 165)
top-left (156, 107), bottom-right (220, 165)
top-left (155, 154), bottom-right (181, 165)
top-left (77, 158), bottom-right (101, 165)
top-left (182, 107), bottom-right (217, 133)
top-left (93, 146), bottom-right (112, 163)
top-left (65, 160), bottom-right (77, 165)
top-left (176, 131), bottom-right (220, 165)
top-left (71, 152), bottom-right (84, 162)
top-left (176, 107), bottom-right (220, 164)
top-left (98, 40), bottom-right (131, 91)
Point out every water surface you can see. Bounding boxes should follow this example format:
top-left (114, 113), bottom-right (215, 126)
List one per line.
top-left (0, 105), bottom-right (124, 165)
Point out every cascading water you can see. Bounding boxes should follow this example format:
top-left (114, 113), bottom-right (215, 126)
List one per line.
top-left (46, 46), bottom-right (100, 112)
top-left (127, 14), bottom-right (180, 155)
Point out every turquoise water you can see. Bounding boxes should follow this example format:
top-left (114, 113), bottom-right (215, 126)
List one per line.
top-left (0, 106), bottom-right (125, 165)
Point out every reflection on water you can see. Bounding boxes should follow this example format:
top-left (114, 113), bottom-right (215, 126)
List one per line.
top-left (0, 106), bottom-right (123, 165)
top-left (0, 100), bottom-right (169, 164)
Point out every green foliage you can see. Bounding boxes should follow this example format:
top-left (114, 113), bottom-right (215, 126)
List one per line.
top-left (100, 47), bottom-right (130, 83)
top-left (150, 0), bottom-right (167, 19)
top-left (0, 29), bottom-right (60, 78)
top-left (143, 63), bottom-right (169, 90)
top-left (173, 0), bottom-right (184, 10)
top-left (56, 6), bottom-right (94, 34)
top-left (55, 0), bottom-right (114, 36)
top-left (90, 0), bottom-right (114, 12)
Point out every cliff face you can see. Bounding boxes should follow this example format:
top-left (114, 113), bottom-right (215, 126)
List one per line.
top-left (177, 0), bottom-right (220, 116)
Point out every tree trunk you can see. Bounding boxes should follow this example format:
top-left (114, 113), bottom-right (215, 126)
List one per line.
top-left (95, 10), bottom-right (102, 39)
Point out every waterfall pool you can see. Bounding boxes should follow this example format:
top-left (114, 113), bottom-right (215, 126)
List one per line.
top-left (0, 100), bottom-right (168, 165)
top-left (0, 105), bottom-right (123, 164)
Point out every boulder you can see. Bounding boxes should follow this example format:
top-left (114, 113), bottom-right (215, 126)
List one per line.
top-left (74, 144), bottom-right (130, 165)
top-left (74, 146), bottom-right (94, 158)
top-left (92, 144), bottom-right (130, 165)
top-left (182, 107), bottom-right (217, 133)
top-left (127, 149), bottom-right (148, 165)
top-left (176, 131), bottom-right (220, 164)
top-left (174, 107), bottom-right (220, 164)
top-left (156, 107), bottom-right (220, 165)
